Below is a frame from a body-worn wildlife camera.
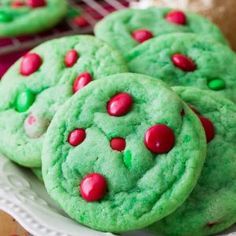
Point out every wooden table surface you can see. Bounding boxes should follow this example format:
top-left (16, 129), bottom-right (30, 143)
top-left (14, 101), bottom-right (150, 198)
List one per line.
top-left (0, 210), bottom-right (29, 236)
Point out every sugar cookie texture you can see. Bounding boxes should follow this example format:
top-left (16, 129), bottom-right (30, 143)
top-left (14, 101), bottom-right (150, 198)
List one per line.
top-left (95, 8), bottom-right (227, 57)
top-left (0, 0), bottom-right (67, 36)
top-left (0, 35), bottom-right (127, 167)
top-left (150, 87), bottom-right (236, 236)
top-left (42, 73), bottom-right (206, 232)
top-left (128, 33), bottom-right (236, 102)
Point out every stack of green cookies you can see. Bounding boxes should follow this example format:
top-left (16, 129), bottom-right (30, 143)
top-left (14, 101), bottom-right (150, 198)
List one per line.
top-left (0, 7), bottom-right (236, 236)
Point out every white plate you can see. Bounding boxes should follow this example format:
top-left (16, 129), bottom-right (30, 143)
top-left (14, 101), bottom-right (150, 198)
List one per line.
top-left (0, 154), bottom-right (235, 236)
top-left (0, 154), bottom-right (153, 236)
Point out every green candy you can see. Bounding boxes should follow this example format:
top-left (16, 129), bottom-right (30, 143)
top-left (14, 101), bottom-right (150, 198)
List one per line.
top-left (15, 90), bottom-right (35, 112)
top-left (208, 79), bottom-right (225, 90)
top-left (0, 11), bottom-right (13, 22)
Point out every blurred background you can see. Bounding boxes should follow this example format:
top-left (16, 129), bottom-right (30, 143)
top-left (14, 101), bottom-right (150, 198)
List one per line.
top-left (1, 0), bottom-right (236, 79)
top-left (0, 0), bottom-right (130, 79)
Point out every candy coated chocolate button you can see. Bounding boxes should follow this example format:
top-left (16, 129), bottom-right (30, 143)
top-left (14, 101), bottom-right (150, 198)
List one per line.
top-left (26, 0), bottom-right (46, 7)
top-left (207, 79), bottom-right (225, 90)
top-left (73, 16), bottom-right (89, 27)
top-left (11, 0), bottom-right (25, 7)
top-left (27, 114), bottom-right (37, 125)
top-left (64, 50), bottom-right (79, 67)
top-left (20, 53), bottom-right (42, 76)
top-left (199, 116), bottom-right (215, 143)
top-left (16, 90), bottom-right (35, 112)
top-left (0, 12), bottom-right (13, 22)
top-left (132, 29), bottom-right (153, 43)
top-left (73, 72), bottom-right (92, 93)
top-left (110, 138), bottom-right (126, 151)
top-left (172, 54), bottom-right (196, 72)
top-left (107, 93), bottom-right (133, 117)
top-left (68, 128), bottom-right (86, 146)
top-left (144, 124), bottom-right (175, 154)
top-left (166, 10), bottom-right (187, 25)
top-left (80, 173), bottom-right (107, 202)
top-left (24, 114), bottom-right (49, 138)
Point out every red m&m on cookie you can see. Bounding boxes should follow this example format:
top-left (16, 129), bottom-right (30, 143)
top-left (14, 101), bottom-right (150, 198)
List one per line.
top-left (68, 128), bottom-right (86, 146)
top-left (26, 0), bottom-right (46, 8)
top-left (11, 0), bottom-right (25, 8)
top-left (144, 124), bottom-right (175, 154)
top-left (73, 72), bottom-right (92, 93)
top-left (107, 93), bottom-right (133, 117)
top-left (65, 50), bottom-right (79, 67)
top-left (199, 116), bottom-right (215, 143)
top-left (132, 29), bottom-right (154, 43)
top-left (166, 10), bottom-right (187, 25)
top-left (80, 173), bottom-right (107, 202)
top-left (24, 114), bottom-right (49, 138)
top-left (172, 54), bottom-right (196, 72)
top-left (20, 53), bottom-right (42, 76)
top-left (110, 138), bottom-right (126, 151)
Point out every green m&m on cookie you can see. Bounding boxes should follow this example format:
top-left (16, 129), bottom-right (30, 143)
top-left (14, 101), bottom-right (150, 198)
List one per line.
top-left (0, 11), bottom-right (13, 22)
top-left (15, 89), bottom-right (36, 112)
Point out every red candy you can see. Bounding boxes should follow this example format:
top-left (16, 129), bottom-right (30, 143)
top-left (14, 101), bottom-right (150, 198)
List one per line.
top-left (166, 10), bottom-right (187, 25)
top-left (27, 115), bottom-right (36, 125)
top-left (73, 16), bottom-right (90, 28)
top-left (65, 50), bottom-right (79, 67)
top-left (199, 116), bottom-right (215, 143)
top-left (107, 93), bottom-right (133, 117)
top-left (132, 29), bottom-right (154, 43)
top-left (73, 72), bottom-right (92, 93)
top-left (172, 54), bottom-right (196, 72)
top-left (110, 138), bottom-right (126, 151)
top-left (144, 124), bottom-right (175, 154)
top-left (80, 173), bottom-right (107, 202)
top-left (20, 53), bottom-right (42, 76)
top-left (68, 128), bottom-right (86, 146)
top-left (26, 0), bottom-right (46, 7)
top-left (11, 0), bottom-right (25, 7)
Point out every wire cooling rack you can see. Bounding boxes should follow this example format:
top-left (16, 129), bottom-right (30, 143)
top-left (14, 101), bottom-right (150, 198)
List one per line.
top-left (0, 0), bottom-right (130, 56)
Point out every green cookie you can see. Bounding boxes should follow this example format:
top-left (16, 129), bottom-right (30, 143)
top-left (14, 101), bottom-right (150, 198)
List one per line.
top-left (95, 8), bottom-right (227, 58)
top-left (0, 35), bottom-right (127, 167)
top-left (42, 73), bottom-right (206, 232)
top-left (128, 33), bottom-right (236, 102)
top-left (150, 87), bottom-right (236, 236)
top-left (0, 0), bottom-right (67, 37)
